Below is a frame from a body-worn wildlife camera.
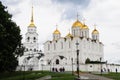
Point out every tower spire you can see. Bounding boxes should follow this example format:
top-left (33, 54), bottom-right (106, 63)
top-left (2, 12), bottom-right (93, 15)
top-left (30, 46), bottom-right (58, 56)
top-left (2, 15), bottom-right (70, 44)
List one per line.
top-left (29, 6), bottom-right (35, 27)
top-left (31, 6), bottom-right (34, 22)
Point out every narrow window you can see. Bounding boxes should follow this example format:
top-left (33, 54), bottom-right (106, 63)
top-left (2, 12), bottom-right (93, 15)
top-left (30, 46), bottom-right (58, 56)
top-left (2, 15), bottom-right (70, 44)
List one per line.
top-left (56, 59), bottom-right (59, 64)
top-left (27, 37), bottom-right (30, 42)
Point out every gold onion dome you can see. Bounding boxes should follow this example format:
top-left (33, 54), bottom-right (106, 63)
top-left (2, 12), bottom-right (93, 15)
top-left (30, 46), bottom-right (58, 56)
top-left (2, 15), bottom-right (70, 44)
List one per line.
top-left (66, 32), bottom-right (73, 37)
top-left (53, 28), bottom-right (61, 34)
top-left (72, 20), bottom-right (83, 28)
top-left (92, 29), bottom-right (99, 34)
top-left (82, 24), bottom-right (89, 29)
top-left (29, 22), bottom-right (35, 27)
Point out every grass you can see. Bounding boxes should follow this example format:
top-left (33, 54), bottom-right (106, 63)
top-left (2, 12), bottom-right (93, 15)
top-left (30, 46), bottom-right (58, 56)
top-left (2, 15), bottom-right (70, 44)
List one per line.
top-left (0, 71), bottom-right (46, 80)
top-left (96, 72), bottom-right (120, 80)
top-left (50, 72), bottom-right (75, 80)
top-left (0, 71), bottom-right (75, 80)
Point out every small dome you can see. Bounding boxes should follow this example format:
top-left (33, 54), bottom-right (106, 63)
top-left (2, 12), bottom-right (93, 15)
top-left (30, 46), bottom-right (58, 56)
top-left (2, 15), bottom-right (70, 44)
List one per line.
top-left (29, 22), bottom-right (35, 27)
top-left (66, 32), bottom-right (73, 38)
top-left (72, 20), bottom-right (83, 28)
top-left (82, 24), bottom-right (89, 29)
top-left (92, 29), bottom-right (99, 34)
top-left (53, 28), bottom-right (60, 34)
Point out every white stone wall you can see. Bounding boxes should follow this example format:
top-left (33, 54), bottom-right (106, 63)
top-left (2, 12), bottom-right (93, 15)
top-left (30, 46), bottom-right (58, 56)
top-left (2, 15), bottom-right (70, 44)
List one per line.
top-left (44, 36), bottom-right (104, 65)
top-left (42, 63), bottom-right (120, 72)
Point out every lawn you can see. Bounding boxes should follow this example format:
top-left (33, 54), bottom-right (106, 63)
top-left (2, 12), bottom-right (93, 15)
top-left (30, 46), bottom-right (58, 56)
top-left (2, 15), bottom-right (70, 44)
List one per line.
top-left (0, 71), bottom-right (75, 80)
top-left (0, 71), bottom-right (46, 80)
top-left (96, 72), bottom-right (120, 80)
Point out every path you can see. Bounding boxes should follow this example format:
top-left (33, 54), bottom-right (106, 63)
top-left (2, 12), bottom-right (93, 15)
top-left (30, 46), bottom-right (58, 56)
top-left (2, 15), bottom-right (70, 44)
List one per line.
top-left (78, 72), bottom-right (113, 80)
top-left (36, 75), bottom-right (51, 80)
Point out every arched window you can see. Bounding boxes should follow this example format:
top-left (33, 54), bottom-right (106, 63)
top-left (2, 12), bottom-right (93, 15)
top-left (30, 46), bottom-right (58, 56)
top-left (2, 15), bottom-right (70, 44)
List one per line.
top-left (56, 59), bottom-right (59, 64)
top-left (27, 37), bottom-right (30, 42)
top-left (33, 37), bottom-right (36, 40)
top-left (34, 49), bottom-right (36, 52)
top-left (33, 37), bottom-right (36, 42)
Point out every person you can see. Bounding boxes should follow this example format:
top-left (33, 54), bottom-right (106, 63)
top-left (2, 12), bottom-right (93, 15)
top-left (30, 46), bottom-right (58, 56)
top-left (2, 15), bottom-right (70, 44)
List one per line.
top-left (59, 68), bottom-right (62, 72)
top-left (108, 69), bottom-right (110, 72)
top-left (63, 67), bottom-right (65, 72)
top-left (52, 67), bottom-right (54, 72)
top-left (55, 68), bottom-right (58, 72)
top-left (116, 68), bottom-right (118, 73)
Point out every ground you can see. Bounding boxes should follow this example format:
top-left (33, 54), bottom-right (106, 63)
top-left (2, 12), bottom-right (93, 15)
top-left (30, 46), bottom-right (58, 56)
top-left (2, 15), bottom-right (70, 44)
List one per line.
top-left (0, 71), bottom-right (120, 80)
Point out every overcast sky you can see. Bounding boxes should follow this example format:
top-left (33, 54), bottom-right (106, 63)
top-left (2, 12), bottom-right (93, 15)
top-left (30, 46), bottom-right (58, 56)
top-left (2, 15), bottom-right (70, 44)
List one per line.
top-left (1, 0), bottom-right (120, 64)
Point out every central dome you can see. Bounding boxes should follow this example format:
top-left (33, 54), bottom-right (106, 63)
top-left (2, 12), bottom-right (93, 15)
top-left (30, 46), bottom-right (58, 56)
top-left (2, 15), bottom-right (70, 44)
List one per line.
top-left (72, 20), bottom-right (83, 28)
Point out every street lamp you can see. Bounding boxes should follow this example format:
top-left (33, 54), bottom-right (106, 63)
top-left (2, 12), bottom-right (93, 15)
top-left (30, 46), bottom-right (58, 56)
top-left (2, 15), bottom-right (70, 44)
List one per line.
top-left (76, 42), bottom-right (80, 79)
top-left (49, 60), bottom-right (52, 72)
top-left (71, 58), bottom-right (74, 75)
top-left (40, 60), bottom-right (44, 73)
top-left (21, 64), bottom-right (25, 80)
top-left (100, 57), bottom-right (102, 75)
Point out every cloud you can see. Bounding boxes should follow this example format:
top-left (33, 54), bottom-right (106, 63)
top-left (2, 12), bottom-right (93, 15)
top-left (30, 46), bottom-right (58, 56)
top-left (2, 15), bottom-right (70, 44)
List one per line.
top-left (52, 0), bottom-right (90, 7)
top-left (1, 0), bottom-right (23, 6)
top-left (51, 0), bottom-right (91, 20)
top-left (112, 42), bottom-right (120, 49)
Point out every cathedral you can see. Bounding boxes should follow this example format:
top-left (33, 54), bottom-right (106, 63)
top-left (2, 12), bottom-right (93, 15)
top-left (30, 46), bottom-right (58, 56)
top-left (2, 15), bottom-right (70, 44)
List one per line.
top-left (44, 17), bottom-right (104, 70)
top-left (18, 6), bottom-right (120, 72)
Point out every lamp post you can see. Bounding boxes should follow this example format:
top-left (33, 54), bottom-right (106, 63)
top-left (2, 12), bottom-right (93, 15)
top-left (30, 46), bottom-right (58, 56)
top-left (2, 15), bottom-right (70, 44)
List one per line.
top-left (71, 58), bottom-right (74, 75)
top-left (40, 60), bottom-right (44, 73)
top-left (100, 57), bottom-right (102, 75)
top-left (76, 42), bottom-right (80, 79)
top-left (21, 64), bottom-right (25, 80)
top-left (50, 60), bottom-right (52, 72)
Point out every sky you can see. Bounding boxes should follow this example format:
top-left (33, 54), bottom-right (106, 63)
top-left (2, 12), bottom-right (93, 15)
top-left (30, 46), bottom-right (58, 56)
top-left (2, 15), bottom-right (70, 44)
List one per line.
top-left (1, 0), bottom-right (120, 64)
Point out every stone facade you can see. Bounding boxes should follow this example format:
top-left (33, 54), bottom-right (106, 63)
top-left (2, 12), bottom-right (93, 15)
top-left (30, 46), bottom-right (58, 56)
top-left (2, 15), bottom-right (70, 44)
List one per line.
top-left (44, 20), bottom-right (104, 71)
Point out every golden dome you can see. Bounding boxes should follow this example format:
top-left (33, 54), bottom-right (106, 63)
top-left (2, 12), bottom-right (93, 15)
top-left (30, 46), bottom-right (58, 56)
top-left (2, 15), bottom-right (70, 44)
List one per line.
top-left (29, 22), bottom-right (35, 27)
top-left (72, 20), bottom-right (83, 28)
top-left (82, 24), bottom-right (89, 29)
top-left (92, 29), bottom-right (99, 34)
top-left (66, 32), bottom-right (73, 37)
top-left (53, 29), bottom-right (60, 34)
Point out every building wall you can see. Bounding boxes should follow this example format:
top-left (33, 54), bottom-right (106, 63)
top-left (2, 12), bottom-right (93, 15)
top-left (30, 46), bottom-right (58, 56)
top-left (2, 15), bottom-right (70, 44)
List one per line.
top-left (44, 36), bottom-right (104, 65)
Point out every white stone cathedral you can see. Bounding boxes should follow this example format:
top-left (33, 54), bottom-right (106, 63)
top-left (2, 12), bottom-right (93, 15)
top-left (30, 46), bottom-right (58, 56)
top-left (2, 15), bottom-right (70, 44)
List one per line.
top-left (18, 6), bottom-right (120, 72)
top-left (44, 19), bottom-right (104, 70)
